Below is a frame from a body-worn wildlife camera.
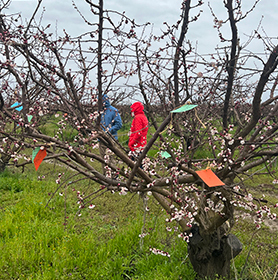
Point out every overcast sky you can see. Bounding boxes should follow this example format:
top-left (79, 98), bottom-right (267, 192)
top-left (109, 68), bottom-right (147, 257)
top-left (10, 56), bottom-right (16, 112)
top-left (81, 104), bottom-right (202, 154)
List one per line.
top-left (5, 0), bottom-right (278, 56)
top-left (3, 0), bottom-right (277, 103)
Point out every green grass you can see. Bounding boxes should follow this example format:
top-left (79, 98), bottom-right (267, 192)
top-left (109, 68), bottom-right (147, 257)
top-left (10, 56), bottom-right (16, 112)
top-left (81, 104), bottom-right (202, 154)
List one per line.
top-left (0, 168), bottom-right (277, 279)
top-left (0, 169), bottom-right (195, 279)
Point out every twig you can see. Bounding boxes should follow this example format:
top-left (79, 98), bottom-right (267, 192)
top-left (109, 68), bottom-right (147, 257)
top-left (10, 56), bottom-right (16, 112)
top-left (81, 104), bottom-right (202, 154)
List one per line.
top-left (240, 230), bottom-right (258, 278)
top-left (24, 0), bottom-right (43, 38)
top-left (272, 265), bottom-right (278, 280)
top-left (140, 194), bottom-right (148, 250)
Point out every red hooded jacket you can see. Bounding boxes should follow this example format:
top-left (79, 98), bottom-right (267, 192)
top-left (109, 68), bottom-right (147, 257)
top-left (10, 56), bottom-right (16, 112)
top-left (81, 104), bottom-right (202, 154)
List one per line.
top-left (128, 102), bottom-right (149, 151)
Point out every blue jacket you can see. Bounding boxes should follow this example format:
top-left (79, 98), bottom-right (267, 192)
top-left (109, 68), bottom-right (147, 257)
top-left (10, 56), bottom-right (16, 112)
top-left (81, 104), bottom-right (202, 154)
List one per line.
top-left (100, 94), bottom-right (122, 140)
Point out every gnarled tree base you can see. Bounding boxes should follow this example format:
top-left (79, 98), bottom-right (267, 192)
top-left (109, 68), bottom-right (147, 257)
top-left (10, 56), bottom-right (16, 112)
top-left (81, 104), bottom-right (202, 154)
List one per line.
top-left (188, 225), bottom-right (242, 279)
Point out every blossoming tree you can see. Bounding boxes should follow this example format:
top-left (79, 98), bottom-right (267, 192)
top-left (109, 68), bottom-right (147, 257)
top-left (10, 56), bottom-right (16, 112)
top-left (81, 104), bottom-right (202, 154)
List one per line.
top-left (0, 0), bottom-right (277, 278)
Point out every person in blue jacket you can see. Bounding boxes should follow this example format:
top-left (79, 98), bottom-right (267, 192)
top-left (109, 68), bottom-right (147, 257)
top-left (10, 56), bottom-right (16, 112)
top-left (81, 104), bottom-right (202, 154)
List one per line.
top-left (100, 94), bottom-right (122, 139)
top-left (99, 94), bottom-right (122, 174)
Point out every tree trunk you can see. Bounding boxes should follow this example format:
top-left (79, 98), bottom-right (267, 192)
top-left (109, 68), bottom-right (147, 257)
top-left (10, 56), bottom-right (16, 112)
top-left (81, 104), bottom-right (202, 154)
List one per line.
top-left (0, 155), bottom-right (10, 173)
top-left (187, 225), bottom-right (242, 279)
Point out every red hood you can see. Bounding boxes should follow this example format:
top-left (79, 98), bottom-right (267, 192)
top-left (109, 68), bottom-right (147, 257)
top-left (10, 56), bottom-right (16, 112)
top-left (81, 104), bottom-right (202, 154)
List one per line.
top-left (131, 102), bottom-right (144, 115)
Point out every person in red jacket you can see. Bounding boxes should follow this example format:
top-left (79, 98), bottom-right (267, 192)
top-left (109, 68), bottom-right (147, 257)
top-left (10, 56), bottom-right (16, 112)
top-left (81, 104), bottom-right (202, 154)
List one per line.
top-left (128, 102), bottom-right (149, 153)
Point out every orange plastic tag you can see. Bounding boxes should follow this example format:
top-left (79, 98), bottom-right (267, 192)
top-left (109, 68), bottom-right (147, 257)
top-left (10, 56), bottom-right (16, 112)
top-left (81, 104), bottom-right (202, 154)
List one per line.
top-left (195, 169), bottom-right (225, 187)
top-left (34, 149), bottom-right (47, 171)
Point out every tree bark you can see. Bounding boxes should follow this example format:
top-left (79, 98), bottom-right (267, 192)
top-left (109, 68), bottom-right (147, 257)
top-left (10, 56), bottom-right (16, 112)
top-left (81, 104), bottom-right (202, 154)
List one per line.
top-left (0, 154), bottom-right (11, 173)
top-left (188, 225), bottom-right (242, 279)
top-left (223, 0), bottom-right (238, 129)
top-left (173, 0), bottom-right (191, 107)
